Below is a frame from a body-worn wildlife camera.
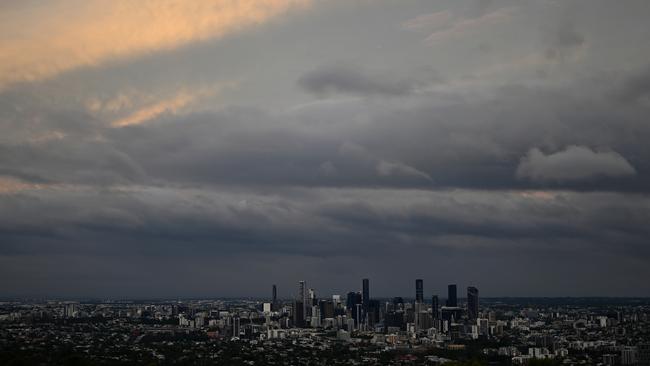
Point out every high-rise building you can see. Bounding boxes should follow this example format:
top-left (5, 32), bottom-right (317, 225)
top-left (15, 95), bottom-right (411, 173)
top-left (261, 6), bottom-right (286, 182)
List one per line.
top-left (362, 278), bottom-right (370, 311)
top-left (355, 303), bottom-right (363, 329)
top-left (319, 300), bottom-right (335, 319)
top-left (415, 279), bottom-right (424, 303)
top-left (272, 284), bottom-right (277, 310)
top-left (332, 294), bottom-right (341, 306)
top-left (367, 299), bottom-right (380, 326)
top-left (467, 286), bottom-right (479, 319)
top-left (299, 281), bottom-right (307, 321)
top-left (232, 316), bottom-right (241, 337)
top-left (346, 292), bottom-right (358, 310)
top-left (432, 295), bottom-right (439, 319)
top-left (447, 284), bottom-right (457, 307)
top-left (309, 288), bottom-right (316, 304)
top-left (311, 306), bottom-right (321, 327)
top-left (293, 300), bottom-right (305, 327)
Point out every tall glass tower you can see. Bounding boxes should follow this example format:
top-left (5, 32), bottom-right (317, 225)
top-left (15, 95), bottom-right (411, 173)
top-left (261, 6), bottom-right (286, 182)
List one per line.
top-left (362, 278), bottom-right (370, 311)
top-left (447, 284), bottom-right (457, 307)
top-left (415, 279), bottom-right (424, 303)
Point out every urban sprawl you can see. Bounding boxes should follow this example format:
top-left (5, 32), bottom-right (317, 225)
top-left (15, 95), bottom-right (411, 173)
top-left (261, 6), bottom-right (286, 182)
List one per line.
top-left (1, 280), bottom-right (650, 365)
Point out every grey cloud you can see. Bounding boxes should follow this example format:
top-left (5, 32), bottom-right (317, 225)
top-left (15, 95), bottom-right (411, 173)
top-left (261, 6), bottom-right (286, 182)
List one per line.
top-left (516, 146), bottom-right (636, 182)
top-left (376, 160), bottom-right (432, 182)
top-left (555, 23), bottom-right (585, 49)
top-left (2, 78), bottom-right (650, 192)
top-left (462, 0), bottom-right (495, 18)
top-left (2, 186), bottom-right (650, 297)
top-left (338, 142), bottom-right (432, 182)
top-left (614, 65), bottom-right (650, 103)
top-left (298, 64), bottom-right (438, 97)
top-left (1, 0), bottom-right (650, 297)
top-left (543, 22), bottom-right (586, 60)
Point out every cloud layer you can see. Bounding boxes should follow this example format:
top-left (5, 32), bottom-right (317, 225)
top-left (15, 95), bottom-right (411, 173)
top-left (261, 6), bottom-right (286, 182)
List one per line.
top-left (1, 0), bottom-right (650, 297)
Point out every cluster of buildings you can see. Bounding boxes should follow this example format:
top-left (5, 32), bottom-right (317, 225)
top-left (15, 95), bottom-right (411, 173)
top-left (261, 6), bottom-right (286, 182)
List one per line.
top-left (284, 279), bottom-right (479, 339)
top-left (1, 280), bottom-right (650, 365)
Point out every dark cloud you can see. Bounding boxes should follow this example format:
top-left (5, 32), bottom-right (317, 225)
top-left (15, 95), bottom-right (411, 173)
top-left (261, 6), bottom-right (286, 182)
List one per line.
top-left (544, 22), bottom-right (586, 60)
top-left (555, 23), bottom-right (585, 49)
top-left (298, 64), bottom-right (438, 97)
top-left (614, 65), bottom-right (650, 103)
top-left (1, 186), bottom-right (650, 297)
top-left (1, 0), bottom-right (650, 297)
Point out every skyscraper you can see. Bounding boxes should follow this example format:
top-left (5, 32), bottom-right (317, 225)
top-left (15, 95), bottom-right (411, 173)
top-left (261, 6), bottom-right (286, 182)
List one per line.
top-left (467, 286), bottom-right (479, 319)
top-left (347, 292), bottom-right (362, 323)
top-left (309, 288), bottom-right (316, 305)
top-left (232, 316), bottom-right (241, 338)
top-left (355, 303), bottom-right (363, 329)
top-left (415, 279), bottom-right (424, 303)
top-left (293, 300), bottom-right (304, 327)
top-left (346, 292), bottom-right (357, 310)
top-left (447, 284), bottom-right (457, 307)
top-left (299, 281), bottom-right (307, 321)
top-left (362, 278), bottom-right (370, 311)
top-left (431, 295), bottom-right (439, 319)
top-left (319, 300), bottom-right (335, 319)
top-left (307, 288), bottom-right (316, 317)
top-left (272, 284), bottom-right (277, 309)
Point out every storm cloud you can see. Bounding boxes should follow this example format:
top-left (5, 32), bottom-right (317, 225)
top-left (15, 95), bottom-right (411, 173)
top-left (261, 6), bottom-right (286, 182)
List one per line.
top-left (1, 0), bottom-right (650, 298)
top-left (298, 64), bottom-right (431, 97)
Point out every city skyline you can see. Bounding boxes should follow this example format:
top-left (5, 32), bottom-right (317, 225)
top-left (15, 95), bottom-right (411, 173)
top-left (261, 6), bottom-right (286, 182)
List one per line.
top-left (7, 279), bottom-right (649, 302)
top-left (2, 1), bottom-right (650, 364)
top-left (3, 292), bottom-right (650, 365)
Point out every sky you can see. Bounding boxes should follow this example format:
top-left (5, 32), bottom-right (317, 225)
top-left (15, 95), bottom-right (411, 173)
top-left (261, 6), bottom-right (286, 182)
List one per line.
top-left (1, 0), bottom-right (650, 299)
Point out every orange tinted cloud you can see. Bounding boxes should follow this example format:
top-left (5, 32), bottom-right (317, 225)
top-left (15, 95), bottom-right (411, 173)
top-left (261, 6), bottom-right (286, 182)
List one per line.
top-left (0, 0), bottom-right (309, 90)
top-left (110, 88), bottom-right (213, 127)
top-left (0, 176), bottom-right (45, 194)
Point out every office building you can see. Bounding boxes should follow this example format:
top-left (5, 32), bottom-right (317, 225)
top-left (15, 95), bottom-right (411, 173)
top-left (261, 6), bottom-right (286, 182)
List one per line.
top-left (299, 281), bottom-right (307, 321)
top-left (447, 284), bottom-right (457, 307)
top-left (362, 278), bottom-right (370, 311)
top-left (355, 304), bottom-right (363, 329)
top-left (432, 295), bottom-right (439, 319)
top-left (332, 294), bottom-right (341, 306)
top-left (293, 300), bottom-right (304, 327)
top-left (232, 316), bottom-right (241, 337)
top-left (319, 300), bottom-right (335, 319)
top-left (415, 279), bottom-right (424, 303)
top-left (467, 286), bottom-right (479, 319)
top-left (272, 284), bottom-right (277, 310)
top-left (347, 291), bottom-right (362, 311)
